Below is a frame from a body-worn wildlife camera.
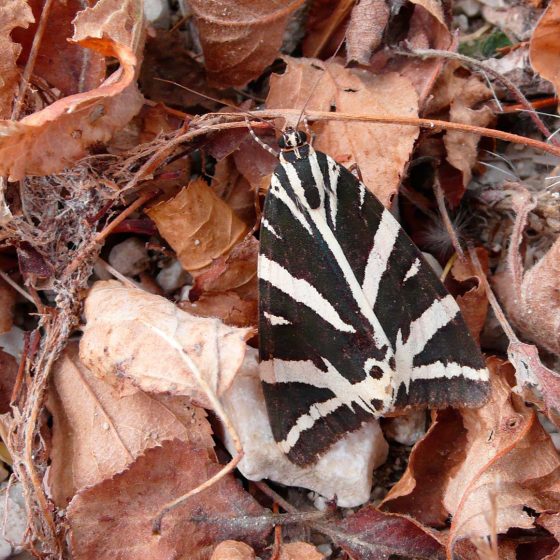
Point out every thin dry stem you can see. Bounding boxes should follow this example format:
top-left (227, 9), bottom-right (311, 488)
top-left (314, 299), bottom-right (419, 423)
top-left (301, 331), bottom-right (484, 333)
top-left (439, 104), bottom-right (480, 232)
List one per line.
top-left (433, 181), bottom-right (465, 260)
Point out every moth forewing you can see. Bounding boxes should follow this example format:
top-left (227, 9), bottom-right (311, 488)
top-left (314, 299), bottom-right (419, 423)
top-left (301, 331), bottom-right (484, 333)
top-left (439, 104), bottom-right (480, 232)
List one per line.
top-left (258, 128), bottom-right (490, 466)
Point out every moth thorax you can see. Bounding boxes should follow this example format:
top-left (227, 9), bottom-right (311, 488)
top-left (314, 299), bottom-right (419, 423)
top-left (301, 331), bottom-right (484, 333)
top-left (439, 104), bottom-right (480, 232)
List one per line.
top-left (279, 128), bottom-right (308, 150)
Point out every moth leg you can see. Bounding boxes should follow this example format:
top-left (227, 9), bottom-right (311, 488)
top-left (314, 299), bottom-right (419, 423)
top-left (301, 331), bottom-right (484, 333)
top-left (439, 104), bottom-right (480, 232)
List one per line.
top-left (245, 116), bottom-right (279, 157)
top-left (348, 162), bottom-right (364, 182)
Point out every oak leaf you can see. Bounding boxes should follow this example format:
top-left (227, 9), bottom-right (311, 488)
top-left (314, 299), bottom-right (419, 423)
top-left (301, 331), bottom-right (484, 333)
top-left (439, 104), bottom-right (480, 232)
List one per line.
top-left (79, 281), bottom-right (254, 409)
top-left (67, 439), bottom-right (269, 560)
top-left (47, 344), bottom-right (214, 507)
top-left (148, 179), bottom-right (250, 273)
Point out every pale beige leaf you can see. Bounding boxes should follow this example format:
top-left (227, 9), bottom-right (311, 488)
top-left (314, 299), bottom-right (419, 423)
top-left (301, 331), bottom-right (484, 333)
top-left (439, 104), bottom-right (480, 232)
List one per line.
top-left (266, 57), bottom-right (419, 206)
top-left (211, 541), bottom-right (255, 560)
top-left (47, 344), bottom-right (214, 507)
top-left (190, 0), bottom-right (305, 87)
top-left (279, 542), bottom-right (325, 560)
top-left (148, 179), bottom-right (250, 272)
top-left (0, 0), bottom-right (34, 119)
top-left (408, 0), bottom-right (445, 24)
top-left (0, 0), bottom-right (144, 180)
top-left (79, 281), bottom-right (253, 409)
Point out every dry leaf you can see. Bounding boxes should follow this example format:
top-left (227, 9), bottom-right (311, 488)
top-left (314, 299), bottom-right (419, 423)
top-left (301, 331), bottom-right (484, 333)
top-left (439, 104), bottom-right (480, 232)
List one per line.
top-left (0, 0), bottom-right (34, 119)
top-left (530, 0), bottom-right (560, 96)
top-left (448, 248), bottom-right (489, 343)
top-left (148, 179), bottom-right (250, 272)
top-left (346, 0), bottom-right (389, 64)
top-left (0, 0), bottom-right (144, 180)
top-left (80, 281), bottom-right (253, 409)
top-left (408, 0), bottom-right (446, 25)
top-left (333, 506), bottom-right (444, 559)
top-left (190, 0), bottom-right (305, 87)
top-left (47, 344), bottom-right (214, 507)
top-left (384, 359), bottom-right (560, 546)
top-left (67, 439), bottom-right (269, 560)
top-left (0, 279), bottom-right (15, 334)
top-left (427, 62), bottom-right (494, 191)
top-left (0, 349), bottom-right (18, 415)
top-left (280, 542), bottom-right (325, 560)
top-left (211, 540), bottom-right (255, 560)
top-left (191, 235), bottom-right (259, 301)
top-left (12, 0), bottom-right (106, 97)
top-left (266, 57), bottom-right (419, 206)
top-left (179, 292), bottom-right (258, 328)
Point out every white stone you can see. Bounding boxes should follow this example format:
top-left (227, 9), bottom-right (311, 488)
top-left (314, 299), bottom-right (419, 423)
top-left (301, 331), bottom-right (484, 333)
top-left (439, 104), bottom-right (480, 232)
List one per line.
top-left (383, 410), bottom-right (427, 446)
top-left (156, 259), bottom-right (191, 293)
top-left (0, 482), bottom-right (27, 560)
top-left (221, 349), bottom-right (389, 508)
top-left (108, 238), bottom-right (149, 277)
top-left (144, 0), bottom-right (170, 28)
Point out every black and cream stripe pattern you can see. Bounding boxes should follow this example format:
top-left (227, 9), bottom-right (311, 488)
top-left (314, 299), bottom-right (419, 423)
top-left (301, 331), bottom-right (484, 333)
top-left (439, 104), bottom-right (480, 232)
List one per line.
top-left (259, 128), bottom-right (489, 466)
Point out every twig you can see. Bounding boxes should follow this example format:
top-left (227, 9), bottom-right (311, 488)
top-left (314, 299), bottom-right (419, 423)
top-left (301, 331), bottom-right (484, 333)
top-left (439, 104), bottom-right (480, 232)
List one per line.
top-left (11, 0), bottom-right (55, 120)
top-left (433, 180), bottom-right (465, 260)
top-left (397, 47), bottom-right (557, 143)
top-left (0, 271), bottom-right (35, 305)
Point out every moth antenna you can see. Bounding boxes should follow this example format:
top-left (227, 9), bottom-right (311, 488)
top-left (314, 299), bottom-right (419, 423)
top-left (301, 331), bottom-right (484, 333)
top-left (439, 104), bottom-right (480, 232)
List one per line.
top-left (245, 116), bottom-right (279, 157)
top-left (294, 34), bottom-right (348, 130)
top-left (153, 78), bottom-right (281, 134)
top-left (303, 116), bottom-right (314, 146)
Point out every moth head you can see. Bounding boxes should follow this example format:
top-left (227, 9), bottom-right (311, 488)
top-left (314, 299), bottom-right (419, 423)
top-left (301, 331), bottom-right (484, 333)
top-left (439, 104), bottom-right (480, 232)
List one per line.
top-left (279, 128), bottom-right (308, 150)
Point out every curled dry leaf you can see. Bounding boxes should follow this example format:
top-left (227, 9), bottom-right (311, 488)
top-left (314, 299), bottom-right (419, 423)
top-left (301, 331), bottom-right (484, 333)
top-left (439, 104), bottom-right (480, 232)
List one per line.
top-left (0, 0), bottom-right (33, 119)
top-left (191, 235), bottom-right (259, 301)
top-left (12, 0), bottom-right (106, 98)
top-left (148, 179), bottom-right (250, 273)
top-left (47, 344), bottom-right (214, 507)
top-left (210, 540), bottom-right (255, 560)
top-left (67, 439), bottom-right (269, 560)
top-left (0, 0), bottom-right (144, 180)
top-left (0, 279), bottom-right (15, 334)
top-left (426, 62), bottom-right (494, 194)
top-left (530, 0), bottom-right (560, 96)
top-left (382, 358), bottom-right (560, 547)
top-left (346, 0), bottom-right (389, 65)
top-left (448, 248), bottom-right (489, 343)
top-left (190, 0), bottom-right (305, 87)
top-left (179, 292), bottom-right (258, 328)
top-left (79, 281), bottom-right (254, 409)
top-left (266, 57), bottom-right (419, 206)
top-left (333, 506), bottom-right (444, 560)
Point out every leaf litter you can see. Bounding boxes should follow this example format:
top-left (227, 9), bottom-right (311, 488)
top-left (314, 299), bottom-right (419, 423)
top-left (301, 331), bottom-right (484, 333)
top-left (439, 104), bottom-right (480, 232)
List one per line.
top-left (1, 0), bottom-right (560, 558)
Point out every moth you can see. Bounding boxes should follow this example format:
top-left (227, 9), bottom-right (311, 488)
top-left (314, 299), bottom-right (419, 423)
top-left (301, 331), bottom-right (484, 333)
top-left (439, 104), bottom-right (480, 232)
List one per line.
top-left (258, 127), bottom-right (490, 466)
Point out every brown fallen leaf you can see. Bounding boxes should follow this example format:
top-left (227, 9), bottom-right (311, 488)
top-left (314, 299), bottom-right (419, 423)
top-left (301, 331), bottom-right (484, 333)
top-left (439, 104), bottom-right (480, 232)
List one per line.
top-left (279, 542), bottom-right (325, 559)
top-left (332, 506), bottom-right (444, 560)
top-left (189, 0), bottom-right (305, 87)
top-left (0, 0), bottom-right (33, 119)
top-left (179, 292), bottom-right (258, 329)
top-left (12, 0), bottom-right (106, 98)
top-left (211, 540), bottom-right (255, 560)
top-left (0, 0), bottom-right (144, 180)
top-left (345, 0), bottom-right (389, 65)
top-left (447, 248), bottom-right (489, 343)
top-left (191, 235), bottom-right (259, 301)
top-left (148, 179), bottom-right (250, 273)
top-left (382, 358), bottom-right (560, 551)
top-left (266, 57), bottom-right (419, 206)
top-left (67, 439), bottom-right (269, 560)
top-left (0, 279), bottom-right (15, 334)
top-left (79, 280), bottom-right (254, 409)
top-left (530, 0), bottom-right (560, 97)
top-left (0, 349), bottom-right (18, 415)
top-left (47, 344), bottom-right (214, 507)
top-left (426, 61), bottom-right (494, 194)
